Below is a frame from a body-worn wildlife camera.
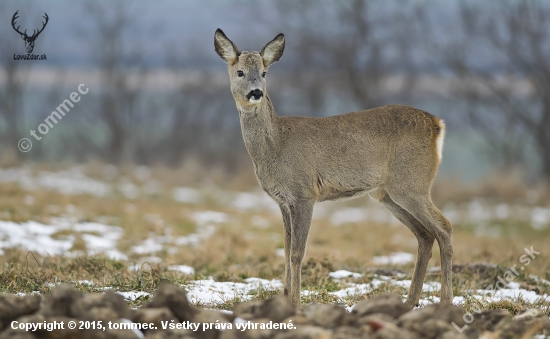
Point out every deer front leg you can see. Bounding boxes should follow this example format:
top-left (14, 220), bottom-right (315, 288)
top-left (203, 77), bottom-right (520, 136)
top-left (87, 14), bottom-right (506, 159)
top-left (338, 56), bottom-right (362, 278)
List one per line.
top-left (279, 204), bottom-right (292, 297)
top-left (288, 201), bottom-right (314, 308)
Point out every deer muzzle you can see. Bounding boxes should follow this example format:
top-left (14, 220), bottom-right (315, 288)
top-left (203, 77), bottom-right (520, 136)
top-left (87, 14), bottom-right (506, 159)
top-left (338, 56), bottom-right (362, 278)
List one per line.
top-left (247, 89), bottom-right (263, 103)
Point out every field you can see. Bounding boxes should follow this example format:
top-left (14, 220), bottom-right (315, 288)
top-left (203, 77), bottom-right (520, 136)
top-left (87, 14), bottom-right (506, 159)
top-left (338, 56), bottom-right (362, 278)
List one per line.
top-left (0, 163), bottom-right (549, 327)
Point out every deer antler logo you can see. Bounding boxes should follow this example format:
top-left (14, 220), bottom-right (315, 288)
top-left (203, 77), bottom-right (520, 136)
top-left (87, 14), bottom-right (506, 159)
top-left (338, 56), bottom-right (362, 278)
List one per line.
top-left (11, 11), bottom-right (49, 54)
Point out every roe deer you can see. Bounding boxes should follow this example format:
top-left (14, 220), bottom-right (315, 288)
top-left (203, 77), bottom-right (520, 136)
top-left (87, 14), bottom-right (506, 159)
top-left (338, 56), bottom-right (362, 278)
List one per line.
top-left (214, 29), bottom-right (453, 308)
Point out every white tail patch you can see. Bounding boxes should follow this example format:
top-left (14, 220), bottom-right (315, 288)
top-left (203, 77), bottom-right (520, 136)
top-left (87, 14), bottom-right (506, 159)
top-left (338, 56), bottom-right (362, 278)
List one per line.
top-left (436, 120), bottom-right (446, 162)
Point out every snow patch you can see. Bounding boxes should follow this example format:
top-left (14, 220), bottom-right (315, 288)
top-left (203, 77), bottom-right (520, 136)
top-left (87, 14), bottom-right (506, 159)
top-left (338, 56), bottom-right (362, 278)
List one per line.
top-left (117, 291), bottom-right (151, 301)
top-left (131, 238), bottom-right (164, 255)
top-left (184, 278), bottom-right (283, 305)
top-left (330, 208), bottom-right (367, 226)
top-left (0, 167), bottom-right (111, 197)
top-left (173, 187), bottom-right (202, 204)
top-left (372, 252), bottom-right (414, 265)
top-left (0, 219), bottom-right (126, 260)
top-left (192, 211), bottom-right (228, 225)
top-left (329, 270), bottom-right (362, 279)
top-left (168, 265), bottom-right (195, 275)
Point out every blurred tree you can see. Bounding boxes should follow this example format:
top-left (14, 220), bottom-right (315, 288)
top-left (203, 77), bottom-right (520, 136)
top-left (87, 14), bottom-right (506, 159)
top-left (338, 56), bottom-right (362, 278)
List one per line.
top-left (0, 3), bottom-right (32, 162)
top-left (84, 1), bottom-right (149, 164)
top-left (166, 77), bottom-right (224, 166)
top-left (272, 0), bottom-right (419, 115)
top-left (431, 1), bottom-right (550, 180)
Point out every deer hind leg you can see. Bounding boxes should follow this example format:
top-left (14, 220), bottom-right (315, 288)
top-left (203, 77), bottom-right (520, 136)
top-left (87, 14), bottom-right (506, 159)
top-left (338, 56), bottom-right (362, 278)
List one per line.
top-left (387, 190), bottom-right (454, 305)
top-left (288, 200), bottom-right (314, 308)
top-left (279, 204), bottom-right (292, 297)
top-left (375, 191), bottom-right (435, 307)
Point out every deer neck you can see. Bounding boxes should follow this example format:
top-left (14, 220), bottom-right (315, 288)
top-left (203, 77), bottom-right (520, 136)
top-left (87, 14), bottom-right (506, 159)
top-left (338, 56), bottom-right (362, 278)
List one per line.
top-left (236, 94), bottom-right (280, 162)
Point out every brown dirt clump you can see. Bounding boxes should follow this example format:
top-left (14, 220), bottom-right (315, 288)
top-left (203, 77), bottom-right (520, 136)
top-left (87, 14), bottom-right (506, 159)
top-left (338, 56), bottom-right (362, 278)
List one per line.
top-left (0, 283), bottom-right (548, 339)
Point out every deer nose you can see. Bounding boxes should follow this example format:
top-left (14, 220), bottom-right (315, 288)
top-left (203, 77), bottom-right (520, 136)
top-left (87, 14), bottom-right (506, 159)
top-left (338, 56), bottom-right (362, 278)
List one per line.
top-left (247, 89), bottom-right (263, 100)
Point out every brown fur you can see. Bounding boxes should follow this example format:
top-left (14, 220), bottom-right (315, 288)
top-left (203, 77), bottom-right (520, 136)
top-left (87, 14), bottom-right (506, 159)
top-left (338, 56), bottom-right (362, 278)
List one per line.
top-left (214, 29), bottom-right (453, 308)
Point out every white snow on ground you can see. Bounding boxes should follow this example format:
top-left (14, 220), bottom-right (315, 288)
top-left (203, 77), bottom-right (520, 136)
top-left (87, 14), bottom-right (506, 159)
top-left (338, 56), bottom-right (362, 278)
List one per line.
top-left (117, 291), bottom-right (151, 301)
top-left (328, 206), bottom-right (401, 226)
top-left (530, 274), bottom-right (550, 286)
top-left (174, 226), bottom-right (215, 247)
top-left (0, 218), bottom-right (127, 260)
top-left (130, 229), bottom-right (212, 254)
top-left (0, 165), bottom-right (550, 230)
top-left (372, 252), bottom-right (414, 265)
top-left (251, 215), bottom-right (270, 229)
top-left (0, 167), bottom-right (111, 197)
top-left (172, 187), bottom-right (279, 213)
top-left (472, 282), bottom-right (550, 303)
top-left (186, 190), bottom-right (279, 213)
top-left (330, 208), bottom-right (367, 226)
top-left (0, 165), bottom-right (548, 309)
top-left (174, 211), bottom-right (226, 247)
top-left (131, 238), bottom-right (164, 255)
top-left (0, 166), bottom-right (158, 201)
top-left (10, 270), bottom-right (549, 311)
top-left (184, 278), bottom-right (284, 305)
top-left (325, 275), bottom-right (441, 301)
top-left (130, 210), bottom-right (227, 255)
top-left (531, 207), bottom-right (550, 230)
top-left (329, 270), bottom-right (363, 279)
top-left (1, 165), bottom-right (548, 229)
top-left (192, 211), bottom-right (228, 225)
top-left (1, 217), bottom-right (545, 310)
top-left (172, 187), bottom-right (202, 204)
top-left (442, 199), bottom-right (549, 230)
top-left (228, 191), bottom-right (279, 212)
top-left (118, 180), bottom-right (140, 199)
top-left (172, 272), bottom-right (550, 309)
top-left (168, 265), bottom-right (195, 275)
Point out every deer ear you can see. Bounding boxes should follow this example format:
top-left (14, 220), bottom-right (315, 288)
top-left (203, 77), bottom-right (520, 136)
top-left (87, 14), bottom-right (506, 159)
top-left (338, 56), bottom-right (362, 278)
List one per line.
top-left (260, 33), bottom-right (285, 67)
top-left (214, 29), bottom-right (240, 64)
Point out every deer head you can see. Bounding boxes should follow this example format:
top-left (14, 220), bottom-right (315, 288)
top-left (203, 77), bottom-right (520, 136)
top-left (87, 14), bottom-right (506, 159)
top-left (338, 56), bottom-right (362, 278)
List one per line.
top-left (12, 11), bottom-right (49, 54)
top-left (214, 29), bottom-right (285, 107)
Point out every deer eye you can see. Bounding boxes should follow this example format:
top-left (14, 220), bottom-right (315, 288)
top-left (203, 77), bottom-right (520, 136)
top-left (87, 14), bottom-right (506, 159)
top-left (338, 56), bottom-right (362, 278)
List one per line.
top-left (237, 70), bottom-right (244, 77)
top-left (262, 72), bottom-right (267, 78)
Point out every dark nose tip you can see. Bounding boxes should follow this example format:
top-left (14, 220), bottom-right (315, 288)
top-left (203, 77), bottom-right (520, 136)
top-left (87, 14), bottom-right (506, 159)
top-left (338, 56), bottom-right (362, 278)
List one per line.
top-left (248, 89), bottom-right (263, 100)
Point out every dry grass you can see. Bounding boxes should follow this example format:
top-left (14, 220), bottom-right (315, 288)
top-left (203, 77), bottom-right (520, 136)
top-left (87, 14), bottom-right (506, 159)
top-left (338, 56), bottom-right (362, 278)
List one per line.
top-left (0, 163), bottom-right (549, 316)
